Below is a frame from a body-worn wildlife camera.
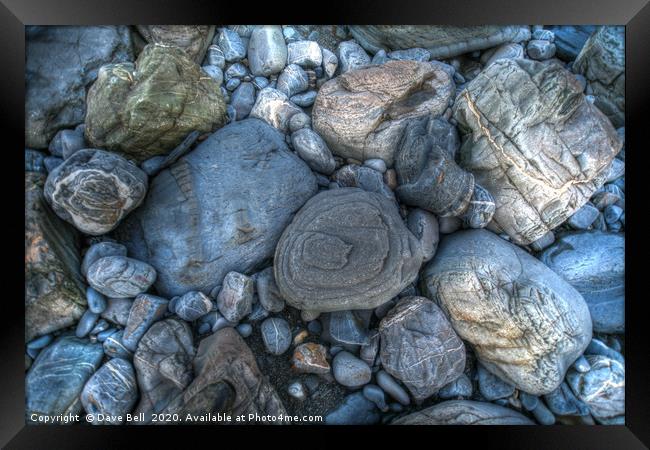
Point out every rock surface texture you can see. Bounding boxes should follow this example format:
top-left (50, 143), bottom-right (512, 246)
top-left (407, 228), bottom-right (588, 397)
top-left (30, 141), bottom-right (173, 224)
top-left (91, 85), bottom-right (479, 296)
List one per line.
top-left (453, 58), bottom-right (622, 245)
top-left (136, 25), bottom-right (215, 63)
top-left (392, 400), bottom-right (534, 425)
top-left (422, 230), bottom-right (592, 395)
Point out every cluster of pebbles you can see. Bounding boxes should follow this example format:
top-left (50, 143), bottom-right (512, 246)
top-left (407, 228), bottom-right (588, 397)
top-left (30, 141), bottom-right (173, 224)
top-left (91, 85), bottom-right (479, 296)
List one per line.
top-left (25, 24), bottom-right (624, 425)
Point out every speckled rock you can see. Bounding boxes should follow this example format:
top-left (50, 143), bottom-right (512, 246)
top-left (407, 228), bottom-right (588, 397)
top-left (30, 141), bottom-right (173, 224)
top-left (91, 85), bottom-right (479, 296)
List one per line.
top-left (337, 40), bottom-right (371, 73)
top-left (288, 40), bottom-right (322, 67)
top-left (216, 272), bottom-right (254, 323)
top-left (86, 256), bottom-right (156, 299)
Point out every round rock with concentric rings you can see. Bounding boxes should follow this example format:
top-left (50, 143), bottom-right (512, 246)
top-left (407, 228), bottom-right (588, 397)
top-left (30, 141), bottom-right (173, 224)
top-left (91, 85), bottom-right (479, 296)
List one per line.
top-left (274, 187), bottom-right (425, 312)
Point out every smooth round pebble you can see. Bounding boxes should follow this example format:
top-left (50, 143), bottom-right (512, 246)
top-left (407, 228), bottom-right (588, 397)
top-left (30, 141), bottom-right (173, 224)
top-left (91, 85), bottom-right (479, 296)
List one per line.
top-left (76, 309), bottom-right (100, 338)
top-left (332, 351), bottom-right (372, 388)
top-left (363, 384), bottom-right (389, 412)
top-left (236, 323), bottom-right (253, 338)
top-left (260, 317), bottom-right (292, 355)
top-left (86, 287), bottom-right (107, 314)
top-left (376, 370), bottom-right (410, 405)
top-left (288, 381), bottom-right (308, 401)
top-left (27, 334), bottom-right (53, 350)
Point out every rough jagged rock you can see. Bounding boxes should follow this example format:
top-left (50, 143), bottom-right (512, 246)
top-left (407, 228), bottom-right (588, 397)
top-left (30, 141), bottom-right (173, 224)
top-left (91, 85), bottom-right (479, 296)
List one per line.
top-left (116, 119), bottom-right (317, 297)
top-left (133, 319), bottom-right (196, 421)
top-left (539, 231), bottom-right (624, 333)
top-left (453, 58), bottom-right (622, 245)
top-left (274, 188), bottom-right (424, 312)
top-left (43, 150), bottom-right (148, 235)
top-left (312, 60), bottom-right (454, 166)
top-left (81, 358), bottom-right (138, 424)
top-left (25, 173), bottom-right (86, 342)
top-left (392, 400), bottom-right (533, 425)
top-left (161, 327), bottom-right (287, 422)
top-left (573, 26), bottom-right (625, 127)
top-left (349, 25), bottom-right (531, 60)
top-left (136, 25), bottom-right (215, 63)
top-left (25, 26), bottom-right (133, 149)
top-left (421, 230), bottom-right (592, 396)
top-left (85, 44), bottom-right (226, 163)
top-left (379, 297), bottom-right (465, 402)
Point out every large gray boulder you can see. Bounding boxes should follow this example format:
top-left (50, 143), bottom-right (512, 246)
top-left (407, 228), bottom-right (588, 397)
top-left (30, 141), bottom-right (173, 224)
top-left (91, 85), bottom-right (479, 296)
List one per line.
top-left (136, 25), bottom-right (215, 63)
top-left (312, 60), bottom-right (454, 166)
top-left (453, 58), bottom-right (622, 245)
top-left (25, 26), bottom-right (133, 149)
top-left (116, 119), bottom-right (317, 297)
top-left (539, 231), bottom-right (624, 334)
top-left (349, 25), bottom-right (531, 59)
top-left (391, 400), bottom-right (534, 425)
top-left (274, 188), bottom-right (424, 312)
top-left (421, 230), bottom-right (592, 396)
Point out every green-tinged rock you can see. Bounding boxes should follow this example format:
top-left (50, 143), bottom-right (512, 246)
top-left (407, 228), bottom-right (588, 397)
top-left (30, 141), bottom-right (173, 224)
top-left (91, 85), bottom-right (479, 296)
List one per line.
top-left (85, 44), bottom-right (226, 162)
top-left (136, 25), bottom-right (215, 63)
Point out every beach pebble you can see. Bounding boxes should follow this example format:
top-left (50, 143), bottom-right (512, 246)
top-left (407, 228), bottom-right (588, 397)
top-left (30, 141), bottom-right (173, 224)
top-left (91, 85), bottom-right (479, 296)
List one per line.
top-left (363, 384), bottom-right (389, 411)
top-left (332, 351), bottom-right (372, 387)
top-left (217, 28), bottom-right (246, 62)
top-left (292, 343), bottom-right (330, 375)
top-left (288, 380), bottom-right (308, 401)
top-left (121, 294), bottom-right (168, 352)
top-left (175, 291), bottom-right (212, 321)
top-left (376, 370), bottom-right (410, 405)
top-left (86, 287), bottom-right (107, 314)
top-left (76, 309), bottom-right (100, 338)
top-left (86, 256), bottom-right (156, 299)
top-left (287, 40), bottom-right (322, 67)
top-left (216, 271), bottom-right (254, 323)
top-left (260, 317), bottom-right (292, 355)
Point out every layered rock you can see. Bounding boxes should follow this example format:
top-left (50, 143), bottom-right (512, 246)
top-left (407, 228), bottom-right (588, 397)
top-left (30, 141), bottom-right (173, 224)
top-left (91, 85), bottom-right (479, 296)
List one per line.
top-left (85, 44), bottom-right (226, 162)
top-left (392, 400), bottom-right (534, 425)
top-left (312, 60), bottom-right (454, 166)
top-left (421, 230), bottom-right (592, 395)
top-left (453, 58), bottom-right (621, 245)
top-left (274, 188), bottom-right (424, 312)
top-left (136, 25), bottom-right (215, 63)
top-left (116, 119), bottom-right (317, 297)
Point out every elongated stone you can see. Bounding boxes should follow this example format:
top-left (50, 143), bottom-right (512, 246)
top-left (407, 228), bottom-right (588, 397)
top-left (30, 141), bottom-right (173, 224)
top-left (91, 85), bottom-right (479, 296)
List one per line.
top-left (87, 256), bottom-right (156, 298)
top-left (216, 272), bottom-right (254, 323)
top-left (248, 26), bottom-right (287, 76)
top-left (81, 242), bottom-right (127, 279)
top-left (392, 400), bottom-right (533, 425)
top-left (256, 267), bottom-right (285, 313)
top-left (260, 317), bottom-right (292, 355)
top-left (81, 358), bottom-right (138, 424)
top-left (122, 294), bottom-right (168, 351)
top-left (291, 128), bottom-right (336, 175)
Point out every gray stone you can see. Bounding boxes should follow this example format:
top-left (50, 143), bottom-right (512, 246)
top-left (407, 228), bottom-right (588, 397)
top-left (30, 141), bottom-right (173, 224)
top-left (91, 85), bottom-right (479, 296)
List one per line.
top-left (326, 310), bottom-right (370, 346)
top-left (321, 47), bottom-right (338, 78)
top-left (206, 45), bottom-right (225, 68)
top-left (542, 381), bottom-right (589, 416)
top-left (477, 363), bottom-right (515, 400)
top-left (539, 231), bottom-right (624, 334)
top-left (604, 205), bottom-right (623, 224)
top-left (260, 317), bottom-right (292, 355)
top-left (226, 78), bottom-right (241, 91)
top-left (392, 400), bottom-right (533, 425)
top-left (376, 370), bottom-right (410, 405)
top-left (90, 319), bottom-right (110, 336)
top-left (291, 343), bottom-right (330, 374)
top-left (250, 88), bottom-right (303, 133)
top-left (202, 65), bottom-right (223, 85)
top-left (573, 355), bottom-right (591, 373)
top-left (453, 58), bottom-right (621, 245)
top-left (532, 29), bottom-right (555, 42)
top-left (217, 28), bottom-right (246, 62)
top-left (87, 256), bottom-right (156, 298)
top-left (116, 119), bottom-right (317, 297)
top-left (371, 49), bottom-right (389, 65)
top-left (334, 165), bottom-right (395, 201)
top-left (49, 128), bottom-right (86, 159)
top-left (225, 62), bottom-right (248, 80)
top-left (325, 392), bottom-right (380, 425)
top-left (332, 351), bottom-right (372, 387)
top-left (379, 296), bottom-right (465, 401)
top-left (458, 183), bottom-right (496, 229)
top-left (363, 385), bottom-right (388, 411)
top-left (101, 298), bottom-right (133, 327)
top-left (313, 60), bottom-right (453, 166)
top-left (527, 40), bottom-right (557, 60)
top-left (481, 43), bottom-right (525, 67)
top-left (532, 401), bottom-right (556, 425)
top-left (363, 158), bottom-right (387, 173)
top-left (26, 336), bottom-right (104, 419)
top-left (288, 112), bottom-right (311, 132)
top-left (103, 330), bottom-right (132, 360)
top-left (585, 338), bottom-right (624, 364)
top-left (438, 216), bottom-right (461, 234)
top-left (81, 358), bottom-right (138, 424)
top-left (229, 82), bottom-right (256, 120)
top-left (175, 291), bottom-right (212, 321)
top-left (546, 26), bottom-right (596, 61)
top-left (605, 158), bottom-right (625, 183)
top-left (422, 230), bottom-right (593, 395)
top-left (253, 76), bottom-right (269, 89)
top-left (288, 381), bottom-right (307, 401)
top-left (359, 332), bottom-right (379, 367)
top-left (25, 149), bottom-right (46, 174)
top-left (216, 272), bottom-right (254, 323)
top-left (274, 188), bottom-right (424, 312)
top-left (568, 203), bottom-right (600, 229)
top-left (27, 334), bottom-right (53, 350)
top-left (519, 392), bottom-right (539, 411)
top-left (236, 323), bottom-right (253, 338)
top-left (291, 128), bottom-right (336, 175)
top-left (277, 64), bottom-right (309, 98)
top-left (25, 26), bottom-right (133, 149)
top-left (248, 26), bottom-right (287, 77)
top-left (256, 267), bottom-right (285, 313)
top-left (76, 309), bottom-right (100, 338)
top-left (137, 25), bottom-right (214, 63)
top-left (290, 90), bottom-right (318, 107)
top-left (438, 374), bottom-right (473, 399)
top-left (530, 231), bottom-right (555, 252)
top-left (81, 242), bottom-right (128, 279)
top-left (387, 48), bottom-right (430, 61)
top-left (287, 41), bottom-right (322, 67)
top-left (44, 149), bottom-right (148, 235)
top-left (337, 40), bottom-right (371, 73)
top-left (122, 294), bottom-right (169, 351)
top-left (567, 355), bottom-right (624, 423)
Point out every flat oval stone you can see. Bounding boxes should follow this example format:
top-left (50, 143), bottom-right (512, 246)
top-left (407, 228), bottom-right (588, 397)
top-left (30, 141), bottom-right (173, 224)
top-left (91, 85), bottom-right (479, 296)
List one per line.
top-left (274, 188), bottom-right (424, 312)
top-left (332, 351), bottom-right (371, 387)
top-left (44, 149), bottom-right (148, 235)
top-left (81, 242), bottom-right (127, 278)
top-left (392, 400), bottom-right (534, 425)
top-left (216, 272), bottom-right (254, 323)
top-left (87, 256), bottom-right (156, 298)
top-left (291, 128), bottom-right (336, 175)
top-left (86, 287), bottom-right (107, 314)
top-left (421, 229), bottom-right (592, 396)
top-left (325, 392), bottom-right (380, 425)
top-left (376, 370), bottom-right (410, 406)
top-left (363, 384), bottom-right (388, 411)
top-left (248, 25), bottom-right (287, 77)
top-left (76, 309), bottom-right (100, 338)
top-left (260, 317), bottom-right (291, 355)
top-left (175, 291), bottom-right (212, 322)
top-left (379, 296), bottom-right (465, 401)
top-left (81, 358), bottom-right (138, 424)
top-left (122, 294), bottom-right (169, 352)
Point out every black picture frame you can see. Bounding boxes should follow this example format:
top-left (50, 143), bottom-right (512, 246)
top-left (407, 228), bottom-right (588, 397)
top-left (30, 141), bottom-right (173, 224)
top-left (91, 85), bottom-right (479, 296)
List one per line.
top-left (3, 0), bottom-right (648, 447)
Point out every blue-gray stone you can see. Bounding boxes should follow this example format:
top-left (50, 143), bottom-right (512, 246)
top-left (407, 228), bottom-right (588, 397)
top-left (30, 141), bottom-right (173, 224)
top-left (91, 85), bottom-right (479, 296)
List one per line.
top-left (329, 345), bottom-right (344, 356)
top-left (217, 28), bottom-right (246, 62)
top-left (585, 338), bottom-right (624, 364)
top-left (530, 231), bottom-right (555, 252)
top-left (212, 315), bottom-right (237, 332)
top-left (27, 347), bottom-right (41, 359)
top-left (287, 380), bottom-right (307, 401)
top-left (248, 26), bottom-right (287, 77)
top-left (198, 322), bottom-right (211, 335)
top-left (175, 291), bottom-right (212, 321)
top-left (122, 294), bottom-right (168, 351)
top-left (547, 26), bottom-right (597, 61)
top-left (25, 149), bottom-right (47, 173)
top-left (542, 382), bottom-right (589, 416)
top-left (168, 296), bottom-right (178, 314)
top-left (573, 355), bottom-right (591, 373)
top-left (277, 64), bottom-right (309, 98)
top-left (101, 297), bottom-right (133, 327)
top-left (387, 48), bottom-right (430, 61)
top-left (287, 40), bottom-right (322, 68)
top-left (291, 128), bottom-right (336, 175)
top-left (334, 164), bottom-right (395, 202)
top-left (307, 320), bottom-right (322, 334)
top-left (86, 286), bottom-right (107, 314)
top-left (325, 392), bottom-right (380, 425)
top-left (477, 363), bottom-right (515, 400)
top-left (236, 323), bottom-right (253, 338)
top-left (532, 401), bottom-right (556, 425)
top-left (389, 403), bottom-right (404, 413)
top-left (539, 231), bottom-right (624, 333)
top-left (226, 78), bottom-right (241, 91)
top-left (321, 47), bottom-right (338, 78)
top-left (283, 26), bottom-right (302, 43)
top-left (337, 40), bottom-right (371, 73)
top-left (103, 330), bottom-right (132, 359)
top-left (81, 241), bottom-right (127, 279)
top-left (527, 40), bottom-right (556, 60)
top-left (253, 76), bottom-right (269, 89)
top-left (519, 392), bottom-right (539, 411)
top-left (90, 319), bottom-right (110, 335)
top-left (438, 374), bottom-right (473, 399)
top-left (201, 65), bottom-right (223, 85)
top-left (44, 156), bottom-right (64, 173)
top-left (608, 221), bottom-right (623, 232)
top-left (532, 29), bottom-right (555, 42)
top-left (86, 256), bottom-right (156, 299)
top-left (327, 310), bottom-right (370, 346)
top-left (567, 203), bottom-right (599, 229)
top-left (27, 334), bottom-right (53, 350)
top-left (247, 302), bottom-right (270, 322)
top-left (256, 267), bottom-right (285, 313)
top-left (290, 90), bottom-right (317, 107)
top-left (206, 45), bottom-right (225, 68)
top-left (81, 358), bottom-right (137, 424)
top-left (230, 82), bottom-right (256, 120)
top-left (225, 62), bottom-right (248, 80)
top-left (333, 351), bottom-right (372, 387)
top-left (605, 158), bottom-right (625, 183)
top-left (260, 317), bottom-right (291, 355)
top-left (26, 336), bottom-right (104, 418)
top-left (363, 384), bottom-right (389, 411)
top-left (76, 309), bottom-right (100, 338)
top-left (97, 328), bottom-right (117, 342)
top-left (49, 128), bottom-right (86, 158)
top-left (363, 158), bottom-right (387, 173)
top-left (604, 205), bottom-right (623, 224)
top-left (371, 49), bottom-right (389, 65)
top-left (376, 370), bottom-right (410, 405)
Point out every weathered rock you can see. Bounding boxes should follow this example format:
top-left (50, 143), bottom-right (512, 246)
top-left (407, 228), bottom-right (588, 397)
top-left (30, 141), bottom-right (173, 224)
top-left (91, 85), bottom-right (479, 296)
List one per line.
top-left (543, 381), bottom-right (589, 416)
top-left (477, 363), bottom-right (515, 400)
top-left (395, 116), bottom-right (475, 217)
top-left (81, 242), bottom-right (127, 279)
top-left (116, 119), bottom-right (317, 297)
top-left (332, 351), bottom-right (372, 388)
top-left (288, 112), bottom-right (311, 132)
top-left (566, 355), bottom-right (624, 423)
top-left (379, 296), bottom-right (465, 401)
top-left (567, 203), bottom-right (600, 230)
top-left (453, 58), bottom-right (622, 245)
top-left (539, 231), bottom-right (624, 333)
top-left (313, 60), bottom-right (454, 166)
top-left (325, 310), bottom-right (370, 346)
top-left (527, 40), bottom-right (556, 60)
top-left (458, 184), bottom-right (496, 229)
top-left (321, 47), bottom-right (338, 78)
top-left (388, 48), bottom-right (431, 62)
top-left (216, 28), bottom-right (247, 62)
top-left (260, 317), bottom-right (292, 355)
top-left (292, 343), bottom-right (330, 375)
top-left (349, 25), bottom-right (531, 60)
top-left (291, 128), bottom-right (336, 175)
top-left (162, 327), bottom-right (287, 421)
top-left (585, 338), bottom-right (624, 365)
top-left (421, 230), bottom-right (592, 395)
top-left (136, 25), bottom-right (215, 63)
top-left (333, 165), bottom-right (395, 201)
top-left (230, 82), bottom-right (256, 120)
top-left (438, 374), bottom-right (473, 399)
top-left (85, 44), bottom-right (226, 163)
top-left (133, 319), bottom-right (195, 420)
top-left (256, 267), bottom-right (285, 313)
top-left (101, 298), bottom-right (133, 327)
top-left (546, 26), bottom-right (596, 61)
top-left (81, 358), bottom-right (138, 424)
top-left (25, 173), bottom-right (86, 342)
top-left (216, 272), bottom-right (254, 323)
top-left (481, 43), bottom-right (525, 67)
top-left (392, 400), bottom-right (534, 425)
top-left (25, 26), bottom-right (133, 149)
top-left (274, 188), bottom-right (424, 312)
top-left (250, 88), bottom-right (303, 133)
top-left (530, 231), bottom-right (555, 252)
top-left (122, 294), bottom-right (169, 351)
top-left (175, 291), bottom-right (212, 322)
top-left (325, 392), bottom-right (380, 425)
top-left (103, 330), bottom-right (133, 360)
top-left (44, 149), bottom-right (148, 235)
top-left (287, 40), bottom-right (322, 67)
top-left (248, 26), bottom-right (287, 76)
top-left (87, 256), bottom-right (156, 298)
top-left (206, 45), bottom-right (226, 68)
top-left (26, 336), bottom-right (104, 419)
top-left (49, 127), bottom-right (86, 159)
top-left (337, 40), bottom-right (371, 73)
top-left (574, 26), bottom-right (625, 127)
